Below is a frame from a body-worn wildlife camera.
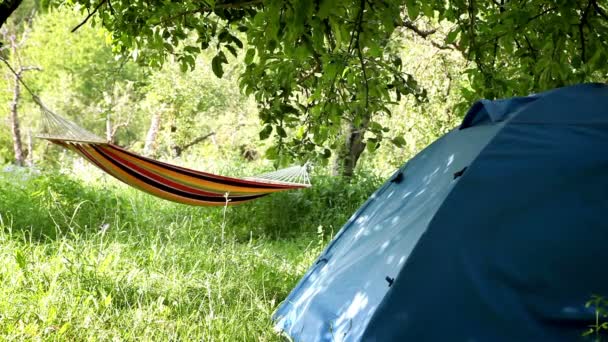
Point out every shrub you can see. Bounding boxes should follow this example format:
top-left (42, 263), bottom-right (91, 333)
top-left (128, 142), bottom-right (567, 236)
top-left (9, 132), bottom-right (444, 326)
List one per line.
top-left (226, 172), bottom-right (383, 240)
top-left (0, 168), bottom-right (133, 240)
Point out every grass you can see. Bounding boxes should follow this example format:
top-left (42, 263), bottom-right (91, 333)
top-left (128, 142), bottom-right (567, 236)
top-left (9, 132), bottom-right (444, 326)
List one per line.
top-left (0, 166), bottom-right (380, 341)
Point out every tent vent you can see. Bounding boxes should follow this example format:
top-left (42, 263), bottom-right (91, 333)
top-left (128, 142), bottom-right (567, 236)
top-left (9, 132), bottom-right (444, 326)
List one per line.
top-left (385, 276), bottom-right (394, 287)
top-left (390, 172), bottom-right (404, 184)
top-left (453, 167), bottom-right (468, 179)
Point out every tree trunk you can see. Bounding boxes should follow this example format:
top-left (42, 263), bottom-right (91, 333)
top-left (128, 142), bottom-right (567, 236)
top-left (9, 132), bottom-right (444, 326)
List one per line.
top-left (144, 112), bottom-right (162, 156)
top-left (5, 28), bottom-right (38, 167)
top-left (172, 132), bottom-right (215, 157)
top-left (26, 129), bottom-right (33, 166)
top-left (9, 74), bottom-right (24, 166)
top-left (332, 116), bottom-right (369, 177)
top-left (106, 112), bottom-right (113, 143)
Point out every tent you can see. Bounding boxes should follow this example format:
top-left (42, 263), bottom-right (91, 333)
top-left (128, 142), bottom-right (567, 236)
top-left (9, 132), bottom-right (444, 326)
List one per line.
top-left (273, 83), bottom-right (608, 341)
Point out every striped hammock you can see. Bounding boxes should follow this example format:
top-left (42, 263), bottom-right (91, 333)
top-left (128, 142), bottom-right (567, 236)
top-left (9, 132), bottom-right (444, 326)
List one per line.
top-left (37, 105), bottom-right (311, 207)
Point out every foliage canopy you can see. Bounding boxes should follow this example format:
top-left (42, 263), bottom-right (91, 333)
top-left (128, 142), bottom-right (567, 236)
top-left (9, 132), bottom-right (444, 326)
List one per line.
top-left (15, 0), bottom-right (608, 166)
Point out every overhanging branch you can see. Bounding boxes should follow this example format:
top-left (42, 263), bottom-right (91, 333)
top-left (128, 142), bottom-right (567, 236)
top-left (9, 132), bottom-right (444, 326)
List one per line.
top-left (356, 0), bottom-right (369, 111)
top-left (73, 0), bottom-right (263, 32)
top-left (157, 0), bottom-right (264, 25)
top-left (215, 0), bottom-right (263, 9)
top-left (592, 0), bottom-right (608, 20)
top-left (399, 20), bottom-right (437, 38)
top-left (580, 0), bottom-right (593, 62)
top-left (71, 0), bottom-right (108, 32)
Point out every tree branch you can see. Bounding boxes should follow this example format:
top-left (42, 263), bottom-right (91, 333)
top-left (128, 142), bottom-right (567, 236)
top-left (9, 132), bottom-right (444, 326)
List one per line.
top-left (17, 11), bottom-right (34, 48)
top-left (159, 0), bottom-right (263, 25)
top-left (431, 41), bottom-right (460, 51)
top-left (592, 0), bottom-right (608, 20)
top-left (0, 57), bottom-right (39, 102)
top-left (466, 0), bottom-right (477, 62)
top-left (215, 0), bottom-right (263, 9)
top-left (71, 0), bottom-right (108, 33)
top-left (397, 21), bottom-right (461, 51)
top-left (173, 132), bottom-right (216, 156)
top-left (356, 0), bottom-right (369, 111)
top-left (492, 0), bottom-right (505, 68)
top-left (477, 6), bottom-right (558, 48)
top-left (523, 34), bottom-right (537, 59)
top-left (110, 121), bottom-right (130, 138)
top-left (399, 20), bottom-right (438, 38)
top-left (107, 0), bottom-right (115, 14)
top-left (580, 0), bottom-right (593, 63)
top-left (18, 66), bottom-right (41, 73)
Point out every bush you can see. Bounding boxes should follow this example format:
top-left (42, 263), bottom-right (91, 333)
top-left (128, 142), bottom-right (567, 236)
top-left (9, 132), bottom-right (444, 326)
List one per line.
top-left (226, 172), bottom-right (383, 240)
top-left (0, 164), bottom-right (383, 243)
top-left (0, 168), bottom-right (133, 240)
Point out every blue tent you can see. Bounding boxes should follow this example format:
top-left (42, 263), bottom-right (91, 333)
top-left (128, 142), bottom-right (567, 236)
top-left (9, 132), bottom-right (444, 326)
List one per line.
top-left (274, 83), bottom-right (608, 341)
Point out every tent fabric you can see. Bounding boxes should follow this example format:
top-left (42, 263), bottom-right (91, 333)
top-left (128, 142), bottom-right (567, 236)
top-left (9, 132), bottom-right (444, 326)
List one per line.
top-left (274, 83), bottom-right (608, 341)
top-left (460, 96), bottom-right (539, 128)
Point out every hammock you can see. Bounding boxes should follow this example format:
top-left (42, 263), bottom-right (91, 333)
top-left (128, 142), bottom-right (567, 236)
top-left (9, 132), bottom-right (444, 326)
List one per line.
top-left (36, 103), bottom-right (311, 207)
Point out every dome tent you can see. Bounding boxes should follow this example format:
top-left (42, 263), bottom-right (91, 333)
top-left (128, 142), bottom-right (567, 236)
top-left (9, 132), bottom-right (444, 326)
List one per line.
top-left (273, 83), bottom-right (608, 341)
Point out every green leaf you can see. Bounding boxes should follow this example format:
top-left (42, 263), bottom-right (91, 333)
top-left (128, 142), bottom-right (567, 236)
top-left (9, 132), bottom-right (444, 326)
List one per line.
top-left (265, 145), bottom-right (278, 159)
top-left (369, 121), bottom-right (383, 132)
top-left (392, 56), bottom-right (402, 69)
top-left (421, 2), bottom-right (434, 17)
top-left (211, 55), bottom-right (224, 78)
top-left (366, 139), bottom-right (379, 153)
top-left (218, 30), bottom-right (229, 42)
top-left (318, 0), bottom-right (333, 19)
top-left (259, 125), bottom-right (273, 140)
top-left (180, 60), bottom-right (189, 73)
top-left (184, 46), bottom-right (200, 54)
top-left (183, 55), bottom-right (195, 70)
top-left (231, 36), bottom-right (243, 49)
top-left (391, 136), bottom-right (406, 148)
top-left (276, 125), bottom-right (287, 138)
top-left (445, 28), bottom-right (459, 44)
top-left (322, 148), bottom-right (331, 158)
top-left (104, 293), bottom-right (112, 307)
top-left (244, 48), bottom-right (255, 65)
top-left (58, 322), bottom-right (71, 335)
top-left (324, 61), bottom-right (338, 80)
top-left (406, 0), bottom-right (419, 20)
top-left (225, 45), bottom-right (238, 58)
top-left (15, 250), bottom-right (26, 271)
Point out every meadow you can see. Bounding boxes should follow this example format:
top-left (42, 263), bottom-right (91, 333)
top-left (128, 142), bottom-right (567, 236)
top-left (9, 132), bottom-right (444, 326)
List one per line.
top-left (0, 163), bottom-right (380, 341)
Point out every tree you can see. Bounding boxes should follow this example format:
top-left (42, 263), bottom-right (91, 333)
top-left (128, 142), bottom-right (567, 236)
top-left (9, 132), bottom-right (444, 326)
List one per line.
top-left (134, 51), bottom-right (258, 159)
top-left (102, 81), bottom-right (136, 144)
top-left (56, 0), bottom-right (424, 176)
top-left (27, 0), bottom-right (608, 174)
top-left (143, 109), bottom-right (163, 157)
top-left (1, 11), bottom-right (40, 166)
top-left (404, 1), bottom-right (608, 105)
top-left (0, 6), bottom-right (147, 166)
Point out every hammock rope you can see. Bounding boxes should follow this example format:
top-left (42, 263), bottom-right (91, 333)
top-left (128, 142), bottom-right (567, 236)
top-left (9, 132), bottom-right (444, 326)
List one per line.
top-left (1, 57), bottom-right (310, 207)
top-left (37, 103), bottom-right (106, 144)
top-left (38, 108), bottom-right (311, 206)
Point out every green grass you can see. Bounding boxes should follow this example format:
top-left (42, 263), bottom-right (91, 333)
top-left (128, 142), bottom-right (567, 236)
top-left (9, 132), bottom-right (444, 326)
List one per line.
top-left (0, 167), bottom-right (380, 341)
